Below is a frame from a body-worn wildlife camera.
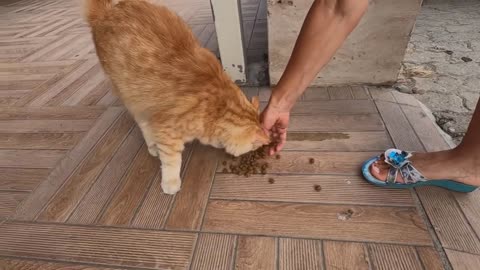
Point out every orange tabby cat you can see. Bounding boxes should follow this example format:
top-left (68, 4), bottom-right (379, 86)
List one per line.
top-left (85, 0), bottom-right (270, 194)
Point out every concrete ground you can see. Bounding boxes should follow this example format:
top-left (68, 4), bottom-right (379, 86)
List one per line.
top-left (395, 0), bottom-right (480, 144)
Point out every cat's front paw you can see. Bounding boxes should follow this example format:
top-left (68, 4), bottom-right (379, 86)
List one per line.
top-left (161, 178), bottom-right (181, 195)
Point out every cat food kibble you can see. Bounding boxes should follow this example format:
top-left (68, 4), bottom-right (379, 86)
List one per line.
top-left (337, 209), bottom-right (354, 221)
top-left (309, 158), bottom-right (315, 164)
top-left (268, 178), bottom-right (275, 184)
top-left (313, 184), bottom-right (321, 192)
top-left (275, 154), bottom-right (281, 160)
top-left (224, 145), bottom-right (270, 177)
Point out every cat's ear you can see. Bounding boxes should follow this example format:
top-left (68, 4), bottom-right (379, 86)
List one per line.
top-left (251, 96), bottom-right (259, 111)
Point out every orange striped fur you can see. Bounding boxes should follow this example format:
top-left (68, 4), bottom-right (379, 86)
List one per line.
top-left (85, 0), bottom-right (270, 194)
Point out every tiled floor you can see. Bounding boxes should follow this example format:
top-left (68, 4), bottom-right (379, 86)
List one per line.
top-left (0, 0), bottom-right (479, 269)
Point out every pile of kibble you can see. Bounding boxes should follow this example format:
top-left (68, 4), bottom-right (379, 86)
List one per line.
top-left (221, 145), bottom-right (270, 177)
top-left (220, 145), bottom-right (317, 186)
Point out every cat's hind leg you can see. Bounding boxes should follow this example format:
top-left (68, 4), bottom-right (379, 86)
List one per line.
top-left (138, 122), bottom-right (159, 157)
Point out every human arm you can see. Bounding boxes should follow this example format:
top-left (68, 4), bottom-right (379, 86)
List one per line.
top-left (261, 0), bottom-right (368, 154)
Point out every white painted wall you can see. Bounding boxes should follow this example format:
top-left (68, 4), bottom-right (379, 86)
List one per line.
top-left (268, 0), bottom-right (423, 86)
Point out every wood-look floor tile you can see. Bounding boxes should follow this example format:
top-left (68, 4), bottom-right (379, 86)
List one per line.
top-left (203, 200), bottom-right (432, 245)
top-left (0, 222), bottom-right (196, 270)
top-left (211, 174), bottom-right (414, 206)
top-left (165, 144), bottom-right (219, 230)
top-left (37, 112), bottom-right (134, 222)
top-left (191, 233), bottom-right (237, 270)
top-left (323, 241), bottom-right (370, 270)
top-left (235, 236), bottom-right (276, 270)
top-left (279, 238), bottom-right (322, 270)
top-left (368, 244), bottom-right (423, 270)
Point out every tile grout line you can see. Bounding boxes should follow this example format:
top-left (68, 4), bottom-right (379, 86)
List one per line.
top-left (12, 107), bottom-right (124, 221)
top-left (186, 232), bottom-right (200, 270)
top-left (0, 255), bottom-right (159, 270)
top-left (366, 87), bottom-right (453, 268)
top-left (443, 247), bottom-right (480, 257)
top-left (14, 59), bottom-right (87, 107)
top-left (364, 242), bottom-right (374, 270)
top-left (161, 142), bottom-right (196, 229)
top-left (198, 148), bottom-right (220, 231)
top-left (397, 99), bottom-right (456, 268)
top-left (395, 96), bottom-right (454, 270)
top-left (65, 126), bottom-right (136, 223)
top-left (3, 219), bottom-right (437, 248)
top-left (320, 240), bottom-right (326, 270)
top-left (31, 109), bottom-right (129, 221)
top-left (414, 246), bottom-right (427, 270)
top-left (206, 196), bottom-right (416, 208)
top-left (275, 237), bottom-right (280, 270)
top-left (230, 235), bottom-right (239, 270)
top-left (366, 244), bottom-right (377, 270)
top-left (451, 193), bottom-right (480, 248)
top-left (128, 166), bottom-right (161, 226)
top-left (93, 142), bottom-right (145, 224)
top-left (0, 189), bottom-right (30, 194)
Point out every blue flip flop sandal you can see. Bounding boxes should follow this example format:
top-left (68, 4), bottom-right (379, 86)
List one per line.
top-left (362, 148), bottom-right (478, 193)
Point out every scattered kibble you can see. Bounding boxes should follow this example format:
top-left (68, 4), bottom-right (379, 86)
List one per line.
top-left (226, 145), bottom-right (270, 177)
top-left (445, 50), bottom-right (453, 55)
top-left (268, 178), bottom-right (275, 184)
top-left (313, 184), bottom-right (321, 192)
top-left (222, 161), bottom-right (227, 166)
top-left (337, 209), bottom-right (354, 221)
top-left (461, 56), bottom-right (473, 62)
top-left (309, 158), bottom-right (315, 164)
top-left (275, 154), bottom-right (281, 160)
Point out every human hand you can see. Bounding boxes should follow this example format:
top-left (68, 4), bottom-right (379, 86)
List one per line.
top-left (260, 98), bottom-right (291, 155)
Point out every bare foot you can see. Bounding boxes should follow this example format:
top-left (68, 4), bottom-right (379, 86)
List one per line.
top-left (370, 149), bottom-right (480, 186)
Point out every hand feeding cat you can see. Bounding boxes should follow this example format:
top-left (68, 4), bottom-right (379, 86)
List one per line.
top-left (85, 0), bottom-right (270, 194)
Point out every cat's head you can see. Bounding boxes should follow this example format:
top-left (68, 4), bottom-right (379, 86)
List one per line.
top-left (222, 96), bottom-right (271, 157)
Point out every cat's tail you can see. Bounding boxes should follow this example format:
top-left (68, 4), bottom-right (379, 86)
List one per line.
top-left (84, 0), bottom-right (113, 25)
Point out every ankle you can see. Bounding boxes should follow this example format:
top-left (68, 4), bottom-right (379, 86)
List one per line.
top-left (447, 148), bottom-right (480, 184)
top-left (455, 141), bottom-right (480, 156)
top-left (451, 146), bottom-right (480, 164)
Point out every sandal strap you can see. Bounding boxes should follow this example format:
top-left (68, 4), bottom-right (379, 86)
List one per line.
top-left (387, 167), bottom-right (398, 184)
top-left (400, 164), bottom-right (428, 184)
top-left (384, 149), bottom-right (428, 184)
